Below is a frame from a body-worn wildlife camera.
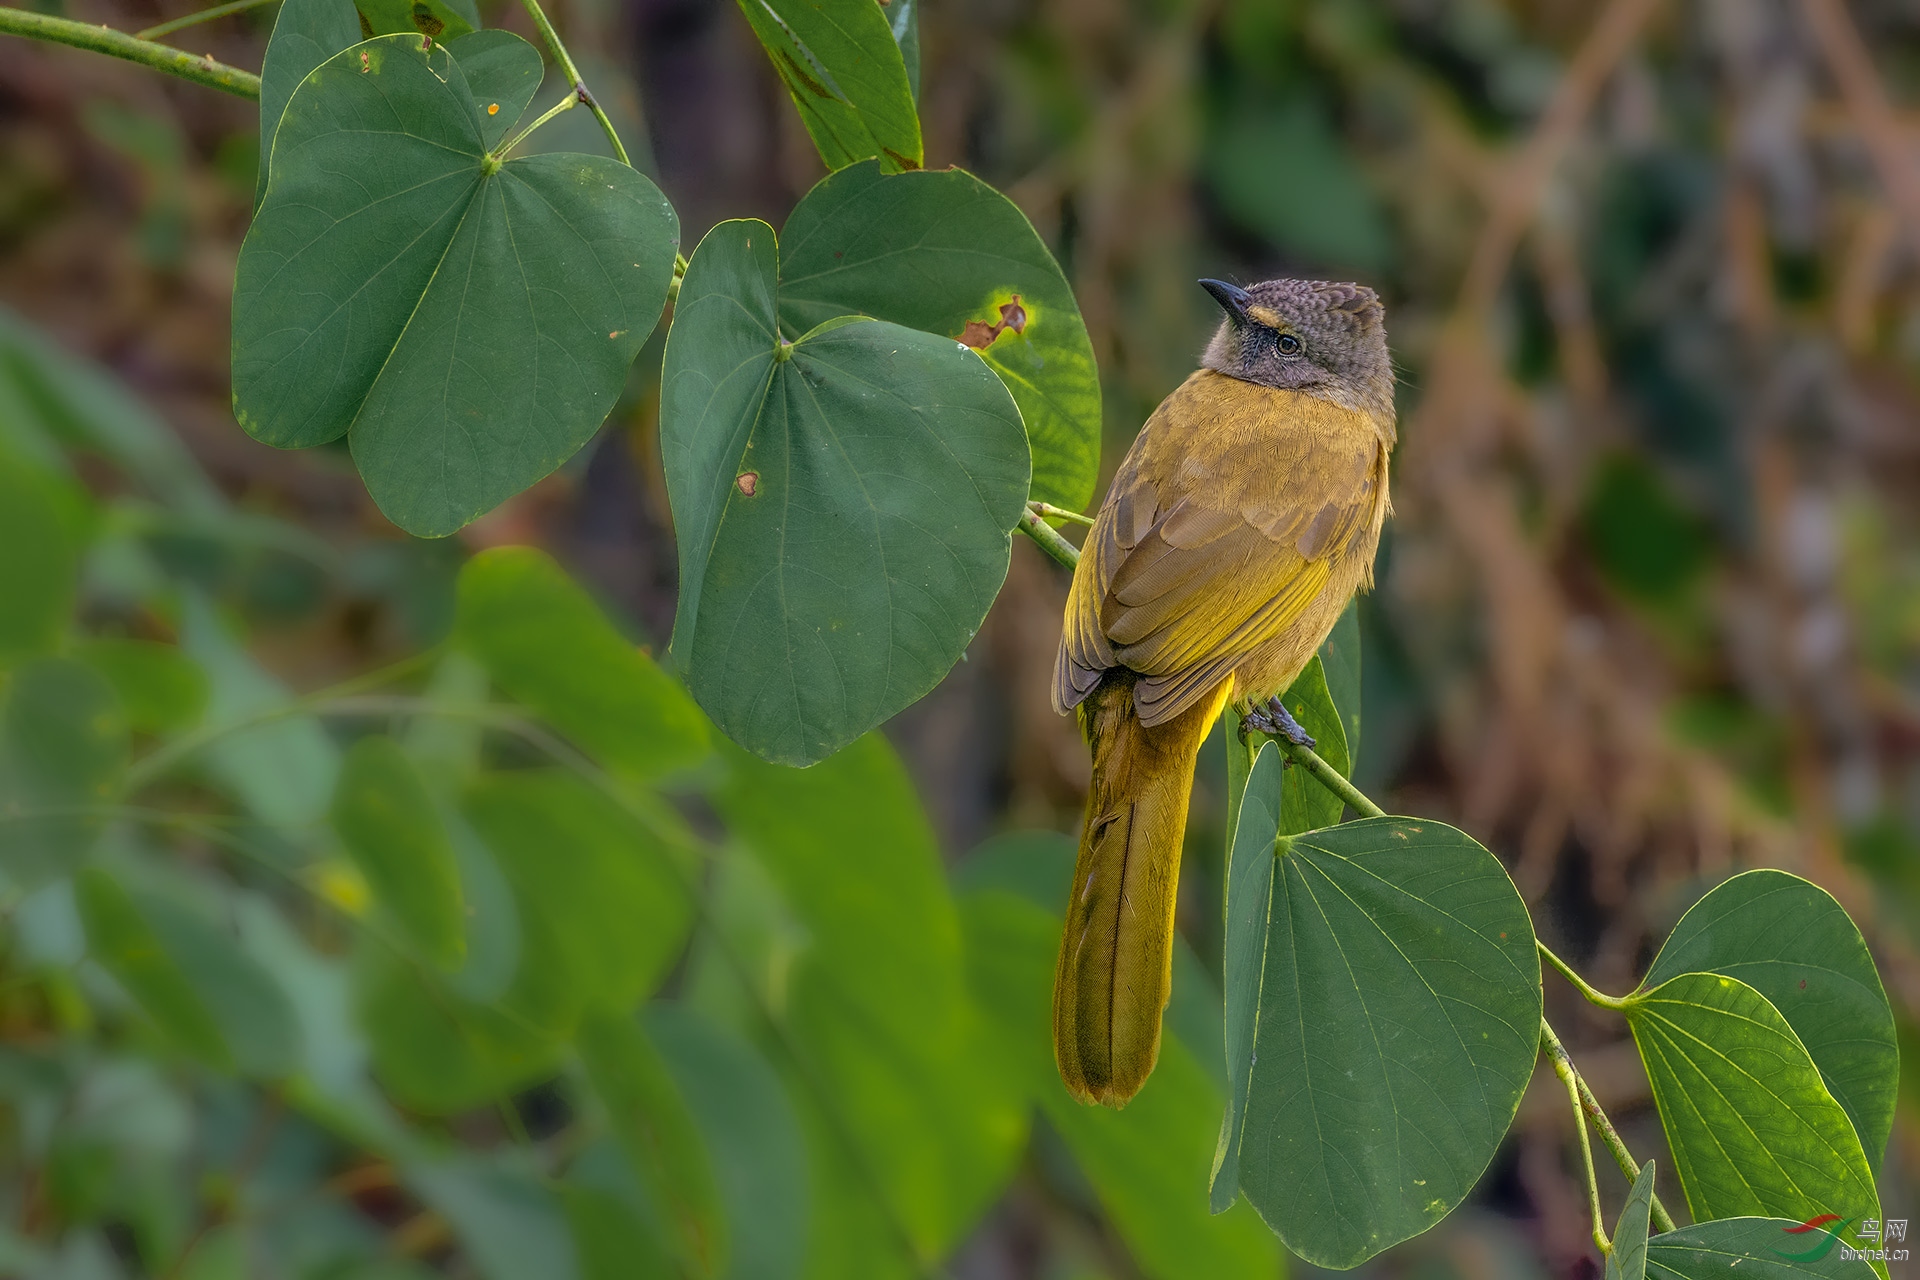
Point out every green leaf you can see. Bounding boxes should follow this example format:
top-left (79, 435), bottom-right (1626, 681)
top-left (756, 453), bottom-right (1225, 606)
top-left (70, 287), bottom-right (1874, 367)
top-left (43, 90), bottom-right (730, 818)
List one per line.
top-left (255, 0), bottom-right (360, 205)
top-left (77, 868), bottom-right (300, 1077)
top-left (409, 1159), bottom-right (579, 1280)
top-left (1645, 1218), bottom-right (1879, 1277)
top-left (564, 1181), bottom-right (673, 1280)
top-left (356, 769), bottom-right (689, 1112)
top-left (72, 639), bottom-right (208, 735)
top-left (646, 1003), bottom-right (808, 1280)
top-left (456, 547), bottom-right (710, 779)
top-left (1321, 598), bottom-right (1362, 756)
top-left (1608, 1161), bottom-right (1656, 1280)
top-left (576, 1012), bottom-right (725, 1277)
top-left (1624, 971), bottom-right (1881, 1233)
top-left (662, 220), bottom-right (1029, 766)
top-left (465, 770), bottom-right (694, 1015)
top-left (1642, 869), bottom-right (1898, 1170)
top-left (180, 594), bottom-right (338, 829)
top-left (1271, 655), bottom-right (1351, 834)
top-left (446, 30), bottom-right (544, 149)
top-left (779, 160), bottom-right (1101, 511)
top-left (232, 35), bottom-right (680, 536)
top-left (0, 658), bottom-right (128, 886)
top-left (354, 0), bottom-right (476, 41)
top-left (957, 881), bottom-right (1279, 1280)
top-left (717, 734), bottom-right (1024, 1261)
top-left (1212, 772), bottom-right (1543, 1269)
top-left (735, 0), bottom-right (921, 172)
top-left (77, 867), bottom-right (226, 1066)
top-left (331, 735), bottom-right (466, 971)
top-left (885, 0), bottom-right (919, 100)
top-left (0, 454), bottom-right (77, 667)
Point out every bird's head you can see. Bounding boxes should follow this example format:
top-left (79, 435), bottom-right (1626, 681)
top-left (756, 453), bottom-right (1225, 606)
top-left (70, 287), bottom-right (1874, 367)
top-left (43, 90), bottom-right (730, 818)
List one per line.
top-left (1199, 277), bottom-right (1393, 424)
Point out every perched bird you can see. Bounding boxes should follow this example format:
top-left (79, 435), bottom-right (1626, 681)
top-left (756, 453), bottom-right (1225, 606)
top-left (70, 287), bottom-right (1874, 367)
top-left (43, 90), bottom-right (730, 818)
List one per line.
top-left (1051, 277), bottom-right (1396, 1107)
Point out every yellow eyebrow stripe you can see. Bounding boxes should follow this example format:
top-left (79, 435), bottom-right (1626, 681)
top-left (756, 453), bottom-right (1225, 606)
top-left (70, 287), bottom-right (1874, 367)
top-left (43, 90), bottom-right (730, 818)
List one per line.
top-left (1246, 304), bottom-right (1286, 328)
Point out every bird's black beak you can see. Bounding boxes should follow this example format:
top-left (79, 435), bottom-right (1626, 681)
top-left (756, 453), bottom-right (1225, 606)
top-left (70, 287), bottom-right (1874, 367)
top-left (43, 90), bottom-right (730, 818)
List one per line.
top-left (1199, 278), bottom-right (1252, 324)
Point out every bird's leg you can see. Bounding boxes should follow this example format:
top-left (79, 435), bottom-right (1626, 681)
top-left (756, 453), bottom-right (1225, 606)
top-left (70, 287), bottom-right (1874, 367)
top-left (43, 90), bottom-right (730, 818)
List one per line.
top-left (1243, 696), bottom-right (1316, 749)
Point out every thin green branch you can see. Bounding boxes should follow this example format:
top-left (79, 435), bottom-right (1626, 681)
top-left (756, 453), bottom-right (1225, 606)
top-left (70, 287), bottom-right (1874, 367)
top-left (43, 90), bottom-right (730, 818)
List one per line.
top-left (123, 647), bottom-right (441, 791)
top-left (495, 88), bottom-right (576, 159)
top-left (0, 6), bottom-right (261, 97)
top-left (1018, 503), bottom-right (1081, 570)
top-left (1029, 500), bottom-right (1095, 527)
top-left (1543, 1020), bottom-right (1610, 1253)
top-left (1271, 734), bottom-right (1385, 818)
top-left (515, 0), bottom-right (629, 165)
top-left (1540, 1019), bottom-right (1677, 1236)
top-left (137, 0), bottom-right (279, 42)
top-left (1539, 941), bottom-right (1630, 1010)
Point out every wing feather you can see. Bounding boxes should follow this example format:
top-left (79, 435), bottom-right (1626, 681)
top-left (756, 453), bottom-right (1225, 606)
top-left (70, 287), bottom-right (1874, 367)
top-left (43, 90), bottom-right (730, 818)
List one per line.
top-left (1055, 371), bottom-right (1386, 722)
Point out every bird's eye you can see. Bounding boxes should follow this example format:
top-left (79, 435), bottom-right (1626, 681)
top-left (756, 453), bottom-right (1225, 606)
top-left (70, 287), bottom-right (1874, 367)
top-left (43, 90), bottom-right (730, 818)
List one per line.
top-left (1277, 333), bottom-right (1302, 355)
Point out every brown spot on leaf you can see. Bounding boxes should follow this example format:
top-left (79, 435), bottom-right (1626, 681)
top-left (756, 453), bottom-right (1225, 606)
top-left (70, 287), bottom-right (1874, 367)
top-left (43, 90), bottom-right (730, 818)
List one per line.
top-left (881, 148), bottom-right (921, 171)
top-left (776, 50), bottom-right (832, 100)
top-left (959, 320), bottom-right (998, 349)
top-left (411, 4), bottom-right (444, 36)
top-left (957, 294), bottom-right (1028, 349)
top-left (736, 472), bottom-right (759, 497)
top-left (360, 50), bottom-right (371, 71)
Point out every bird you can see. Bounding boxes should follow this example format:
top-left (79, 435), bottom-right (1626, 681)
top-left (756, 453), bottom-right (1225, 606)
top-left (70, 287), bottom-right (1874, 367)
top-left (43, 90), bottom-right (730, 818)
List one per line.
top-left (1050, 276), bottom-right (1396, 1108)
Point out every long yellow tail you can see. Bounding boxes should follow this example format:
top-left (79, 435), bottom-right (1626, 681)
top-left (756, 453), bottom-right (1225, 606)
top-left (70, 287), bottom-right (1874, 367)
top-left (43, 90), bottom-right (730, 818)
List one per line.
top-left (1053, 672), bottom-right (1229, 1108)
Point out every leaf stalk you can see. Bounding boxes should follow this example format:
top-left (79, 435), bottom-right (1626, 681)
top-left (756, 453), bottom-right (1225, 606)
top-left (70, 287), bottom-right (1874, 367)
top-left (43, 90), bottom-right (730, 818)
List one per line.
top-left (514, 0), bottom-right (629, 166)
top-left (0, 5), bottom-right (261, 97)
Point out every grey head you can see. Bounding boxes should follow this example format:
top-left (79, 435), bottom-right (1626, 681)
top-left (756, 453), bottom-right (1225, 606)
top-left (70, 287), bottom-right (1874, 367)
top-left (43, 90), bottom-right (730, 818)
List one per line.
top-left (1199, 277), bottom-right (1394, 428)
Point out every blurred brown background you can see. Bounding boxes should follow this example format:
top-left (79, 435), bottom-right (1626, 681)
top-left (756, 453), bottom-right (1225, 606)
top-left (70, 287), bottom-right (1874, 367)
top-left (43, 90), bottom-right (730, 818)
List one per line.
top-left (7, 0), bottom-right (1920, 1273)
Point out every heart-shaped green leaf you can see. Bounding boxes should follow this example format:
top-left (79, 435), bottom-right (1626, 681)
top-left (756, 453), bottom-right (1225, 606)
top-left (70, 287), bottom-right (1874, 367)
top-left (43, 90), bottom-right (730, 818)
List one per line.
top-left (1643, 870), bottom-right (1897, 1171)
top-left (576, 1012), bottom-right (725, 1278)
top-left (1608, 1161), bottom-right (1656, 1280)
top-left (1212, 765), bottom-right (1542, 1269)
top-left (736, 0), bottom-right (921, 173)
top-left (955, 845), bottom-right (1280, 1280)
top-left (355, 0), bottom-right (476, 41)
top-left (233, 35), bottom-right (679, 537)
top-left (1625, 972), bottom-right (1881, 1238)
top-left (78, 868), bottom-right (299, 1078)
top-left (661, 219), bottom-right (1028, 765)
top-left (779, 160), bottom-right (1101, 511)
top-left (255, 0), bottom-right (360, 204)
top-left (1646, 1218), bottom-right (1879, 1277)
top-left (446, 30), bottom-right (544, 149)
top-left (0, 658), bottom-right (127, 886)
top-left (455, 546), bottom-right (710, 779)
top-left (331, 734), bottom-right (466, 971)
top-left (73, 639), bottom-right (208, 735)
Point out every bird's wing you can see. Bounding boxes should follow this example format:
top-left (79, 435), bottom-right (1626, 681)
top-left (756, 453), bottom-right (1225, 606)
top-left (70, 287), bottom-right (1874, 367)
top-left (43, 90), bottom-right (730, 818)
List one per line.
top-left (1055, 377), bottom-right (1383, 724)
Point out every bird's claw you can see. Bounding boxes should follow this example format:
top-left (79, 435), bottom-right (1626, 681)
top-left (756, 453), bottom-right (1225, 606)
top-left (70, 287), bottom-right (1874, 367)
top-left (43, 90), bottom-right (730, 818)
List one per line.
top-left (1244, 697), bottom-right (1316, 748)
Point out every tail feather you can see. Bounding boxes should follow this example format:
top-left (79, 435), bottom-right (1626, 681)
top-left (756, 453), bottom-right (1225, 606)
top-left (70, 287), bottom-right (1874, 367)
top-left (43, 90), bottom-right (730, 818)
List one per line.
top-left (1053, 672), bottom-right (1229, 1107)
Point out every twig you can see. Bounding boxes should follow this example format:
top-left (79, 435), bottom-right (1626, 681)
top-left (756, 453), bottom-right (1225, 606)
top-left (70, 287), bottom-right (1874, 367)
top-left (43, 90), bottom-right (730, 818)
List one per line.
top-left (1028, 500), bottom-right (1095, 527)
top-left (1271, 735), bottom-right (1385, 819)
top-left (0, 6), bottom-right (261, 97)
top-left (515, 0), bottom-right (629, 165)
top-left (1540, 1020), bottom-right (1677, 1235)
top-left (1802, 0), bottom-right (1920, 243)
top-left (1457, 0), bottom-right (1665, 316)
top-left (1542, 1020), bottom-right (1610, 1254)
top-left (1017, 504), bottom-right (1081, 570)
top-left (137, 0), bottom-right (278, 41)
top-left (1538, 941), bottom-right (1630, 1010)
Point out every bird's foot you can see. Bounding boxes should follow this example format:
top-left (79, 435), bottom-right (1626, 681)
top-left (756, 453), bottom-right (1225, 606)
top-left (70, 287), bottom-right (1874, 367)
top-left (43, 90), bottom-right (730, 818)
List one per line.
top-left (1244, 696), bottom-right (1316, 748)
